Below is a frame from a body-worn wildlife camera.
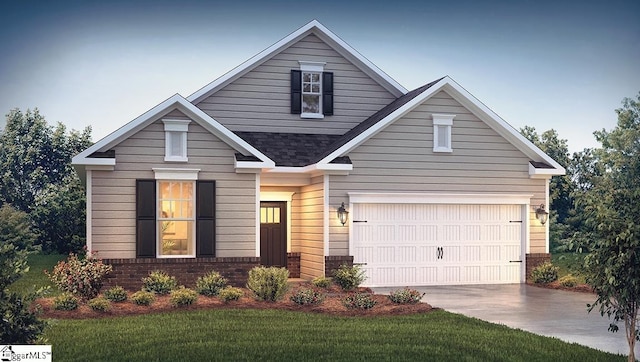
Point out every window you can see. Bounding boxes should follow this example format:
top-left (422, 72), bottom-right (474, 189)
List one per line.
top-left (136, 175), bottom-right (216, 259)
top-left (291, 61), bottom-right (333, 117)
top-left (158, 181), bottom-right (195, 257)
top-left (432, 114), bottom-right (456, 153)
top-left (162, 119), bottom-right (190, 162)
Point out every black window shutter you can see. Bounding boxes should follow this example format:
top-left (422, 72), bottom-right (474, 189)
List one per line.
top-left (291, 70), bottom-right (302, 114)
top-left (322, 72), bottom-right (334, 116)
top-left (196, 180), bottom-right (216, 257)
top-left (136, 180), bottom-right (156, 258)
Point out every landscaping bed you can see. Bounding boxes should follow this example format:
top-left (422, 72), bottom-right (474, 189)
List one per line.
top-left (36, 283), bottom-right (435, 319)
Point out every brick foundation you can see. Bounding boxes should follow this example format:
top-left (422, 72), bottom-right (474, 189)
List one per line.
top-left (324, 255), bottom-right (354, 277)
top-left (287, 252), bottom-right (301, 278)
top-left (102, 257), bottom-right (260, 291)
top-left (526, 253), bottom-right (551, 282)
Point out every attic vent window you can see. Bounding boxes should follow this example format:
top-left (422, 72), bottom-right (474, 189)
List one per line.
top-left (162, 119), bottom-right (190, 162)
top-left (432, 114), bottom-right (456, 153)
top-left (291, 61), bottom-right (333, 118)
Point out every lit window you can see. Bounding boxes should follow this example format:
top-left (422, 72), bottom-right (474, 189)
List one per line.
top-left (158, 181), bottom-right (195, 257)
top-left (162, 119), bottom-right (190, 162)
top-left (432, 114), bottom-right (456, 153)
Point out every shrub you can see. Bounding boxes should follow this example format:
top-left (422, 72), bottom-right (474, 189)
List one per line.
top-left (46, 252), bottom-right (112, 299)
top-left (290, 288), bottom-right (325, 306)
top-left (0, 289), bottom-right (47, 344)
top-left (342, 293), bottom-right (377, 310)
top-left (131, 290), bottom-right (155, 306)
top-left (388, 288), bottom-right (425, 304)
top-left (88, 297), bottom-right (111, 312)
top-left (53, 292), bottom-right (79, 311)
top-left (142, 270), bottom-right (177, 295)
top-left (219, 287), bottom-right (243, 302)
top-left (558, 274), bottom-right (579, 288)
top-left (531, 262), bottom-right (559, 284)
top-left (196, 271), bottom-right (228, 296)
top-left (103, 286), bottom-right (128, 302)
top-left (246, 266), bottom-right (289, 302)
top-left (170, 287), bottom-right (198, 307)
top-left (332, 264), bottom-right (366, 291)
top-left (311, 276), bottom-right (331, 288)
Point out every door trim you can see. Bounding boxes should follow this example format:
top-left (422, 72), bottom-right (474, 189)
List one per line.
top-left (259, 191), bottom-right (294, 253)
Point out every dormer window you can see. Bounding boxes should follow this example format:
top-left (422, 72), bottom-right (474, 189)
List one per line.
top-left (291, 61), bottom-right (333, 118)
top-left (432, 114), bottom-right (455, 153)
top-left (163, 119), bottom-right (190, 162)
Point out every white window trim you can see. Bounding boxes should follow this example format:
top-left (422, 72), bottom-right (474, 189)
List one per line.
top-left (155, 178), bottom-right (198, 259)
top-left (152, 168), bottom-right (200, 180)
top-left (432, 114), bottom-right (455, 153)
top-left (162, 119), bottom-right (190, 162)
top-left (299, 61), bottom-right (325, 119)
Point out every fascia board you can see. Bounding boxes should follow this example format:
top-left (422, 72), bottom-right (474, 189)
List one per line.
top-left (187, 20), bottom-right (406, 103)
top-left (529, 163), bottom-right (566, 178)
top-left (442, 79), bottom-right (566, 174)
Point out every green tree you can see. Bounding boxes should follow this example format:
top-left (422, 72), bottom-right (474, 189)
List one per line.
top-left (0, 108), bottom-right (92, 253)
top-left (520, 127), bottom-right (574, 250)
top-left (0, 204), bottom-right (47, 343)
top-left (582, 92), bottom-right (640, 362)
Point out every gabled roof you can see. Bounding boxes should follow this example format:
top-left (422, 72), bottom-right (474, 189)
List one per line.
top-left (315, 76), bottom-right (565, 176)
top-left (72, 94), bottom-right (275, 169)
top-left (187, 20), bottom-right (407, 103)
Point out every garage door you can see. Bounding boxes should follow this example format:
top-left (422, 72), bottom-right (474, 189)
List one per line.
top-left (352, 203), bottom-right (524, 287)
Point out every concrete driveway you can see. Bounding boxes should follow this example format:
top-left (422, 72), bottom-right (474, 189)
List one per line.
top-left (373, 284), bottom-right (636, 357)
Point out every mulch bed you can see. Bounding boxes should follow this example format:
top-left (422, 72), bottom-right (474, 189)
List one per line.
top-left (36, 284), bottom-right (436, 319)
top-left (527, 281), bottom-right (594, 294)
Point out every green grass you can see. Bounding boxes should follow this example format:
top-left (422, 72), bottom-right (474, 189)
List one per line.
top-left (8, 253), bottom-right (65, 296)
top-left (44, 309), bottom-right (623, 361)
top-left (552, 252), bottom-right (588, 283)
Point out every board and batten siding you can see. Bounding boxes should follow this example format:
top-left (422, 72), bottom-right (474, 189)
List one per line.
top-left (329, 90), bottom-right (548, 255)
top-left (90, 113), bottom-right (257, 259)
top-left (296, 176), bottom-right (325, 279)
top-left (195, 34), bottom-right (396, 135)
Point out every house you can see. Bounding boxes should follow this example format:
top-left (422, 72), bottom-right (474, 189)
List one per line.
top-left (72, 20), bottom-right (565, 289)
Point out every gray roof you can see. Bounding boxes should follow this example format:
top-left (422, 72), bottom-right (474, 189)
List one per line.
top-left (234, 79), bottom-right (444, 167)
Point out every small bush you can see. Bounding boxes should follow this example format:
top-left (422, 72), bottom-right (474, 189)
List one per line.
top-left (170, 287), bottom-right (198, 307)
top-left (46, 253), bottom-right (113, 299)
top-left (131, 290), bottom-right (155, 306)
top-left (88, 297), bottom-right (111, 312)
top-left (558, 274), bottom-right (579, 288)
top-left (332, 264), bottom-right (366, 291)
top-left (388, 288), bottom-right (425, 304)
top-left (103, 286), bottom-right (128, 302)
top-left (531, 262), bottom-right (559, 284)
top-left (196, 271), bottom-right (228, 296)
top-left (53, 293), bottom-right (79, 311)
top-left (142, 270), bottom-right (177, 295)
top-left (311, 276), bottom-right (331, 288)
top-left (219, 287), bottom-right (243, 302)
top-left (246, 266), bottom-right (289, 301)
top-left (290, 288), bottom-right (325, 306)
top-left (342, 293), bottom-right (377, 310)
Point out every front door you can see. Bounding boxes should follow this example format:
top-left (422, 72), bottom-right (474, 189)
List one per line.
top-left (260, 201), bottom-right (287, 267)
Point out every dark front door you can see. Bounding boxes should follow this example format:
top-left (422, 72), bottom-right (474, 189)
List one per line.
top-left (260, 202), bottom-right (287, 267)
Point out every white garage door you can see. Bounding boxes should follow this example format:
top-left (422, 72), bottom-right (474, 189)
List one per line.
top-left (352, 203), bottom-right (524, 287)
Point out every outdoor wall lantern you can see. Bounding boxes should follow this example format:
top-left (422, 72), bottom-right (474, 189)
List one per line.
top-left (337, 202), bottom-right (349, 226)
top-left (535, 204), bottom-right (549, 225)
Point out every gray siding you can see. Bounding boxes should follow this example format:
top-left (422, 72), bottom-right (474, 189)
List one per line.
top-left (91, 111), bottom-right (257, 258)
top-left (329, 90), bottom-right (548, 255)
top-left (195, 34), bottom-right (396, 134)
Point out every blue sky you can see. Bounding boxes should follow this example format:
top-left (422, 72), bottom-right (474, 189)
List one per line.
top-left (0, 0), bottom-right (638, 153)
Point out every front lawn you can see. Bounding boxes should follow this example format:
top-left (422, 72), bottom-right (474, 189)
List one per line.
top-left (8, 253), bottom-right (65, 295)
top-left (45, 308), bottom-right (623, 361)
